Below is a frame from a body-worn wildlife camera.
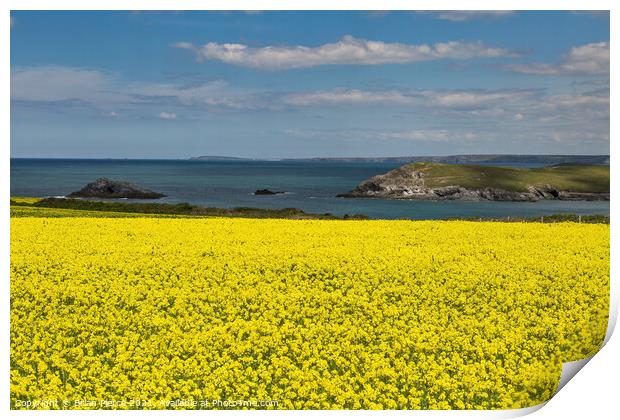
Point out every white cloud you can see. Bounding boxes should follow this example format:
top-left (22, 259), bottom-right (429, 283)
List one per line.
top-left (511, 92), bottom-right (609, 127)
top-left (420, 90), bottom-right (536, 108)
top-left (283, 90), bottom-right (412, 106)
top-left (13, 66), bottom-right (540, 114)
top-left (418, 11), bottom-right (517, 21)
top-left (173, 35), bottom-right (516, 70)
top-left (506, 42), bottom-right (609, 75)
top-left (286, 122), bottom-right (608, 149)
top-left (543, 93), bottom-right (609, 108)
top-left (282, 88), bottom-right (538, 108)
top-left (11, 66), bottom-right (608, 152)
top-left (11, 66), bottom-right (608, 143)
top-left (549, 130), bottom-right (609, 144)
top-left (286, 128), bottom-right (480, 143)
top-left (11, 66), bottom-right (234, 112)
top-left (376, 130), bottom-right (477, 142)
top-left (11, 66), bottom-right (116, 103)
top-left (159, 111), bottom-right (177, 120)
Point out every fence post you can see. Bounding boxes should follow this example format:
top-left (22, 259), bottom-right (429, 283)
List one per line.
top-left (540, 216), bottom-right (544, 223)
top-left (578, 215), bottom-right (582, 223)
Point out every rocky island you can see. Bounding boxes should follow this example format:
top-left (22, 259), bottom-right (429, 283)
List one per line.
top-left (338, 162), bottom-right (609, 202)
top-left (68, 178), bottom-right (166, 199)
top-left (254, 189), bottom-right (285, 195)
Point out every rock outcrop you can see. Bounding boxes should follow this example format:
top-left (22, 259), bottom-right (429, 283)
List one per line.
top-left (68, 178), bottom-right (166, 199)
top-left (338, 165), bottom-right (609, 202)
top-left (254, 189), bottom-right (285, 195)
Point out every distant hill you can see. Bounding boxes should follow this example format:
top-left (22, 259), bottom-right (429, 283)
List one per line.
top-left (284, 154), bottom-right (610, 165)
top-left (189, 154), bottom-right (609, 165)
top-left (338, 162), bottom-right (610, 202)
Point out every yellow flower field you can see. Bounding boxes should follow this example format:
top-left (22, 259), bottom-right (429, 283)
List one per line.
top-left (10, 217), bottom-right (609, 409)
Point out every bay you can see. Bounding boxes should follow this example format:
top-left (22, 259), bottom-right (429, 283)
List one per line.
top-left (10, 158), bottom-right (609, 220)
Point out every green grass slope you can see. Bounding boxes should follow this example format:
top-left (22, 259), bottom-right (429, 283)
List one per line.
top-left (409, 163), bottom-right (609, 193)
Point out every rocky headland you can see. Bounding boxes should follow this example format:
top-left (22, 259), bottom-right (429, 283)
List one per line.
top-left (338, 162), bottom-right (609, 202)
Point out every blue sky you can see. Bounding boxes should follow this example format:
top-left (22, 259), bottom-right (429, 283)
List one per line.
top-left (10, 10), bottom-right (610, 158)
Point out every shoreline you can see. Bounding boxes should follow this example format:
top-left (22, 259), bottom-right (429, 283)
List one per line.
top-left (10, 197), bottom-right (610, 223)
top-left (338, 189), bottom-right (610, 202)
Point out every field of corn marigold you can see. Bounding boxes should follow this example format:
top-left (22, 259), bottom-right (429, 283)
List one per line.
top-left (10, 217), bottom-right (609, 409)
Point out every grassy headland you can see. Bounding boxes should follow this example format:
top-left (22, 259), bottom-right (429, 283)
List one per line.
top-left (411, 162), bottom-right (609, 193)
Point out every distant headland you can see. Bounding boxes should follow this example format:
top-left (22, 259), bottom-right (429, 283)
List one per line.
top-left (189, 154), bottom-right (610, 165)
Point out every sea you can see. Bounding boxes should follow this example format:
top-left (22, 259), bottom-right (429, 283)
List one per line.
top-left (10, 158), bottom-right (610, 220)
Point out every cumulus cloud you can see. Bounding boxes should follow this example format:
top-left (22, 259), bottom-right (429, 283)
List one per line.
top-left (159, 111), bottom-right (177, 120)
top-left (173, 35), bottom-right (516, 70)
top-left (506, 42), bottom-right (609, 75)
top-left (417, 11), bottom-right (517, 21)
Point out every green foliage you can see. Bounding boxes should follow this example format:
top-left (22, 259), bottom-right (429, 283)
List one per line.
top-left (455, 214), bottom-right (609, 224)
top-left (10, 197), bottom-right (344, 220)
top-left (10, 206), bottom-right (192, 219)
top-left (10, 198), bottom-right (605, 223)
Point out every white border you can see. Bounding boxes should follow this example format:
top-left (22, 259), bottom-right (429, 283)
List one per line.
top-left (2, 1), bottom-right (617, 418)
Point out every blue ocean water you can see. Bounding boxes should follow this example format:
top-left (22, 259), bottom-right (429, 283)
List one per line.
top-left (10, 159), bottom-right (609, 220)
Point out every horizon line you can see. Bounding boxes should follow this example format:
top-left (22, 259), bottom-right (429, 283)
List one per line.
top-left (9, 153), bottom-right (611, 161)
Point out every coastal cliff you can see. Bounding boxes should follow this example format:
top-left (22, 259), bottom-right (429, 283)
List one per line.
top-left (338, 162), bottom-right (609, 202)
